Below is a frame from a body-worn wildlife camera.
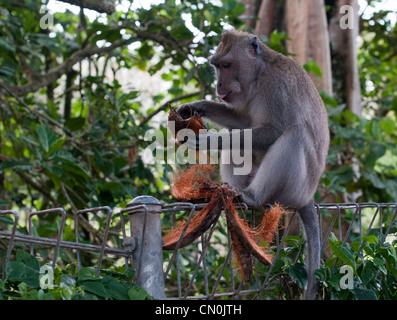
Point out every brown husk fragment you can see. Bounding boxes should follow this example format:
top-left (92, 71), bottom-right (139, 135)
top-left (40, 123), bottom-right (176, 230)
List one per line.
top-left (162, 191), bottom-right (222, 250)
top-left (163, 106), bottom-right (284, 281)
top-left (168, 105), bottom-right (206, 138)
top-left (171, 164), bottom-right (217, 201)
top-left (226, 209), bottom-right (253, 282)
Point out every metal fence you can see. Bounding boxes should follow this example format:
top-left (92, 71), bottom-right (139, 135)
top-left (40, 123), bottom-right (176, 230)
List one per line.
top-left (1, 197), bottom-right (396, 299)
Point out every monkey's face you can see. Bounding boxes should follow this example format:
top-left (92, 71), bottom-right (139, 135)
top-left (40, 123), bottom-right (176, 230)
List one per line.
top-left (210, 35), bottom-right (263, 107)
top-left (212, 57), bottom-right (242, 104)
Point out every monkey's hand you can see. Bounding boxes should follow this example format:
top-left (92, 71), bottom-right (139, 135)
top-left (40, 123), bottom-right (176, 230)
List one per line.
top-left (177, 102), bottom-right (205, 119)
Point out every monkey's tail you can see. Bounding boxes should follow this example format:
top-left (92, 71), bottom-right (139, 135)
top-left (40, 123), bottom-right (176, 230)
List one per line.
top-left (298, 200), bottom-right (320, 300)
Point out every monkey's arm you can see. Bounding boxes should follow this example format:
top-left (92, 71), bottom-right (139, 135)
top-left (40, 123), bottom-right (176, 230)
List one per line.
top-left (181, 125), bottom-right (282, 151)
top-left (177, 100), bottom-right (250, 129)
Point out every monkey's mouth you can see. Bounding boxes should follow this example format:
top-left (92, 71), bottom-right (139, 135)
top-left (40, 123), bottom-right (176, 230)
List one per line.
top-left (219, 92), bottom-right (232, 101)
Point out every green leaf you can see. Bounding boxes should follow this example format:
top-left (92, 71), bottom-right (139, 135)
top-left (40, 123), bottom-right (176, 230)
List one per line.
top-left (20, 134), bottom-right (40, 147)
top-left (286, 263), bottom-right (307, 289)
top-left (117, 91), bottom-right (139, 108)
top-left (64, 117), bottom-right (86, 132)
top-left (319, 90), bottom-right (338, 107)
top-left (36, 125), bottom-right (57, 154)
top-left (102, 276), bottom-right (129, 300)
top-left (16, 249), bottom-right (41, 271)
top-left (48, 137), bottom-right (66, 154)
top-left (315, 267), bottom-right (341, 288)
top-left (361, 235), bottom-right (378, 245)
top-left (0, 63), bottom-right (18, 78)
top-left (303, 60), bottom-right (322, 78)
top-left (0, 215), bottom-right (13, 224)
top-left (379, 117), bottom-right (396, 135)
top-left (80, 280), bottom-right (109, 299)
top-left (327, 104), bottom-right (346, 117)
top-left (59, 282), bottom-right (74, 300)
top-left (352, 287), bottom-right (377, 300)
top-left (364, 143), bottom-right (386, 167)
top-left (370, 121), bottom-right (382, 141)
top-left (78, 267), bottom-right (98, 281)
top-left (361, 261), bottom-right (378, 286)
top-left (61, 274), bottom-right (76, 287)
top-left (4, 261), bottom-right (40, 288)
top-left (0, 37), bottom-right (16, 52)
top-left (329, 239), bottom-right (356, 274)
top-left (373, 256), bottom-right (387, 275)
top-left (0, 160), bottom-right (34, 172)
top-left (363, 171), bottom-right (385, 189)
top-left (128, 287), bottom-right (148, 300)
top-left (391, 96), bottom-right (397, 112)
top-left (38, 289), bottom-right (55, 300)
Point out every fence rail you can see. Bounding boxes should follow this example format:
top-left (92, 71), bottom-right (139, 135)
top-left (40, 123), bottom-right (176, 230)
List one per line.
top-left (1, 198), bottom-right (396, 299)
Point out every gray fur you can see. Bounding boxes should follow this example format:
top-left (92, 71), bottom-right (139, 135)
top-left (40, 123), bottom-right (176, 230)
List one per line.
top-left (177, 30), bottom-right (329, 299)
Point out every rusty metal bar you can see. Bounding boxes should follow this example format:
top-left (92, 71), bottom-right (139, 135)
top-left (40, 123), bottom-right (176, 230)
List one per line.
top-left (28, 208), bottom-right (66, 268)
top-left (1, 202), bottom-right (396, 300)
top-left (75, 206), bottom-right (112, 276)
top-left (0, 210), bottom-right (18, 280)
top-left (0, 232), bottom-right (128, 256)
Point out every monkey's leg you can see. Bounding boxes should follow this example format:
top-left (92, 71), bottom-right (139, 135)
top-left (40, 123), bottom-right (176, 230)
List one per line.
top-left (234, 126), bottom-right (321, 298)
top-left (298, 200), bottom-right (320, 300)
top-left (239, 125), bottom-right (315, 209)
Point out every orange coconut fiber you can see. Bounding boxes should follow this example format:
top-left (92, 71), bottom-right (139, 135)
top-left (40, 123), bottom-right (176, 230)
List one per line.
top-left (164, 105), bottom-right (284, 281)
top-left (170, 164), bottom-right (218, 201)
top-left (162, 189), bottom-right (223, 250)
top-left (226, 202), bottom-right (284, 281)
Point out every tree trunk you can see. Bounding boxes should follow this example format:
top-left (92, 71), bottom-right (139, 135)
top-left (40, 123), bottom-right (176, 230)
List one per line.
top-left (239, 0), bottom-right (334, 94)
top-left (307, 0), bottom-right (333, 95)
top-left (329, 0), bottom-right (362, 116)
top-left (286, 0), bottom-right (333, 95)
top-left (286, 0), bottom-right (309, 65)
top-left (255, 0), bottom-right (275, 38)
top-left (240, 0), bottom-right (259, 30)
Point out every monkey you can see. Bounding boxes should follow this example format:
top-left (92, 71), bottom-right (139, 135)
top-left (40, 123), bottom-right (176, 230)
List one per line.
top-left (176, 30), bottom-right (330, 300)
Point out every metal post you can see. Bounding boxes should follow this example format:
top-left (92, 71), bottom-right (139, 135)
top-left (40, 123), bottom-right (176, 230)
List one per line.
top-left (126, 196), bottom-right (165, 300)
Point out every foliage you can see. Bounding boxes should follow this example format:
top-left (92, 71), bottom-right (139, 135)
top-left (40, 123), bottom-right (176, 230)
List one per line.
top-left (0, 0), bottom-right (245, 213)
top-left (315, 232), bottom-right (397, 300)
top-left (0, 249), bottom-right (150, 300)
top-left (320, 1), bottom-right (397, 203)
top-left (322, 90), bottom-right (397, 202)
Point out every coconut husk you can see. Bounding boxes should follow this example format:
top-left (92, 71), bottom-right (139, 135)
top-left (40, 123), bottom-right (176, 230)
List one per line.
top-left (162, 190), bottom-right (222, 250)
top-left (170, 164), bottom-right (217, 201)
top-left (163, 105), bottom-right (284, 281)
top-left (168, 105), bottom-right (206, 138)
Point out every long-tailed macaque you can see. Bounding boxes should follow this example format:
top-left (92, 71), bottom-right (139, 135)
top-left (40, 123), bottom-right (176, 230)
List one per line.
top-left (177, 30), bottom-right (330, 299)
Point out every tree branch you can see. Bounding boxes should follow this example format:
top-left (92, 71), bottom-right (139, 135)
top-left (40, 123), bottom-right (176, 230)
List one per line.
top-left (0, 39), bottom-right (130, 97)
top-left (57, 0), bottom-right (115, 14)
top-left (16, 171), bottom-right (57, 204)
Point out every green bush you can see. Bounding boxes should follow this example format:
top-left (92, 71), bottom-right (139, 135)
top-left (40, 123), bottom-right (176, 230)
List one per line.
top-left (1, 249), bottom-right (150, 300)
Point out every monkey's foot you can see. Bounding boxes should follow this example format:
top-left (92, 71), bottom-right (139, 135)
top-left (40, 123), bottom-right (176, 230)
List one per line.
top-left (220, 183), bottom-right (246, 204)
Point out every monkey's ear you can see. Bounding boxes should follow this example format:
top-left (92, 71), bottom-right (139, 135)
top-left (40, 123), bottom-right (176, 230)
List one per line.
top-left (249, 36), bottom-right (262, 56)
